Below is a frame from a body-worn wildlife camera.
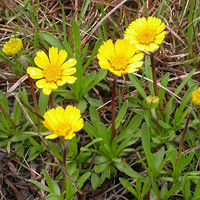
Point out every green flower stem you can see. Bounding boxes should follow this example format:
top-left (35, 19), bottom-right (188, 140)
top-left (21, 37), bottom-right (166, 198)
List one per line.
top-left (62, 140), bottom-right (68, 193)
top-left (151, 108), bottom-right (162, 133)
top-left (111, 76), bottom-right (117, 143)
top-left (0, 103), bottom-right (16, 129)
top-left (49, 93), bottom-right (54, 109)
top-left (177, 108), bottom-right (193, 160)
top-left (150, 53), bottom-right (164, 118)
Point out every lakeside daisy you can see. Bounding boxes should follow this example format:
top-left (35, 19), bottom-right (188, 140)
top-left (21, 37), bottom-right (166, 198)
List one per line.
top-left (2, 38), bottom-right (23, 56)
top-left (43, 105), bottom-right (83, 140)
top-left (124, 16), bottom-right (166, 52)
top-left (97, 39), bottom-right (144, 76)
top-left (27, 47), bottom-right (77, 95)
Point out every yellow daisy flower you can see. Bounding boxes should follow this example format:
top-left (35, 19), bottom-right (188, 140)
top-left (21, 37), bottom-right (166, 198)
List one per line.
top-left (43, 105), bottom-right (84, 140)
top-left (2, 38), bottom-right (23, 56)
top-left (27, 47), bottom-right (77, 95)
top-left (124, 16), bottom-right (166, 52)
top-left (97, 39), bottom-right (144, 76)
top-left (191, 88), bottom-right (200, 106)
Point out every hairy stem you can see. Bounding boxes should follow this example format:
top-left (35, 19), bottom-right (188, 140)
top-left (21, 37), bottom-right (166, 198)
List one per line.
top-left (177, 108), bottom-right (193, 160)
top-left (150, 53), bottom-right (164, 118)
top-left (49, 93), bottom-right (54, 109)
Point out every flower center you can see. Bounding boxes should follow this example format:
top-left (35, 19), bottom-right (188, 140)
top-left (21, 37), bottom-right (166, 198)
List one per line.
top-left (43, 65), bottom-right (61, 82)
top-left (56, 123), bottom-right (72, 136)
top-left (138, 29), bottom-right (155, 45)
top-left (111, 56), bottom-right (127, 71)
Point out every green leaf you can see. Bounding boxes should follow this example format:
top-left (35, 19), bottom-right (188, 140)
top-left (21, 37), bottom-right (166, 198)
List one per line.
top-left (193, 177), bottom-right (200, 198)
top-left (91, 173), bottom-right (100, 189)
top-left (117, 114), bottom-right (142, 142)
top-left (142, 177), bottom-right (151, 198)
top-left (167, 69), bottom-right (195, 106)
top-left (182, 175), bottom-right (191, 200)
top-left (28, 179), bottom-right (50, 192)
top-left (0, 49), bottom-right (15, 67)
top-left (158, 73), bottom-right (169, 104)
top-left (140, 123), bottom-right (155, 170)
top-left (72, 21), bottom-right (81, 55)
top-left (144, 56), bottom-right (154, 95)
top-left (42, 170), bottom-right (60, 195)
top-left (80, 69), bottom-right (107, 97)
top-left (89, 105), bottom-right (100, 126)
top-left (128, 74), bottom-right (147, 99)
top-left (77, 172), bottom-right (91, 188)
top-left (94, 161), bottom-right (111, 173)
top-left (12, 99), bottom-right (22, 125)
top-left (115, 162), bottom-right (143, 179)
top-left (115, 100), bottom-right (128, 128)
top-left (163, 181), bottom-right (182, 200)
top-left (119, 178), bottom-right (137, 197)
top-left (46, 194), bottom-right (62, 200)
top-left (40, 31), bottom-right (64, 50)
top-left (83, 39), bottom-right (103, 71)
top-left (39, 92), bottom-right (49, 116)
top-left (47, 141), bottom-right (63, 161)
top-left (15, 143), bottom-right (24, 158)
top-left (83, 121), bottom-right (99, 139)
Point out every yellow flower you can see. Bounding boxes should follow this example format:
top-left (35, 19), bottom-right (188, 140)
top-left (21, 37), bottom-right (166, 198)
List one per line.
top-left (43, 105), bottom-right (84, 140)
top-left (191, 88), bottom-right (200, 106)
top-left (2, 38), bottom-right (23, 56)
top-left (124, 16), bottom-right (166, 52)
top-left (97, 39), bottom-right (144, 76)
top-left (27, 47), bottom-right (77, 95)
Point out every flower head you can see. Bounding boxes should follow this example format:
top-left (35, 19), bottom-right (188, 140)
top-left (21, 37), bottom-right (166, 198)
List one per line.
top-left (97, 39), bottom-right (144, 76)
top-left (191, 88), bottom-right (200, 106)
top-left (43, 105), bottom-right (84, 140)
top-left (124, 16), bottom-right (166, 52)
top-left (2, 38), bottom-right (23, 56)
top-left (27, 47), bottom-right (77, 95)
top-left (146, 96), bottom-right (159, 109)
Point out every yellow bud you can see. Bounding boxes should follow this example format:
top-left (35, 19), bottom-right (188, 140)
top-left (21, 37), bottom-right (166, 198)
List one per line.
top-left (146, 96), bottom-right (160, 109)
top-left (2, 38), bottom-right (23, 56)
top-left (191, 88), bottom-right (200, 106)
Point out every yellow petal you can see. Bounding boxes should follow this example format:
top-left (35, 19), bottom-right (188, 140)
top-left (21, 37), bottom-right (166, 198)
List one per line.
top-left (49, 47), bottom-right (58, 66)
top-left (74, 118), bottom-right (84, 132)
top-left (49, 82), bottom-right (58, 89)
top-left (61, 68), bottom-right (76, 76)
top-left (156, 23), bottom-right (166, 34)
top-left (98, 40), bottom-right (115, 61)
top-left (61, 58), bottom-right (77, 70)
top-left (45, 109), bottom-right (60, 126)
top-left (126, 62), bottom-right (143, 73)
top-left (155, 31), bottom-right (166, 44)
top-left (55, 107), bottom-right (65, 124)
top-left (149, 43), bottom-right (159, 52)
top-left (128, 53), bottom-right (144, 64)
top-left (64, 132), bottom-right (75, 140)
top-left (36, 79), bottom-right (47, 88)
top-left (57, 76), bottom-right (77, 86)
top-left (45, 133), bottom-right (59, 139)
top-left (34, 51), bottom-right (49, 69)
top-left (27, 67), bottom-right (44, 79)
top-left (43, 83), bottom-right (52, 95)
top-left (57, 49), bottom-right (68, 67)
top-left (98, 58), bottom-right (111, 70)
